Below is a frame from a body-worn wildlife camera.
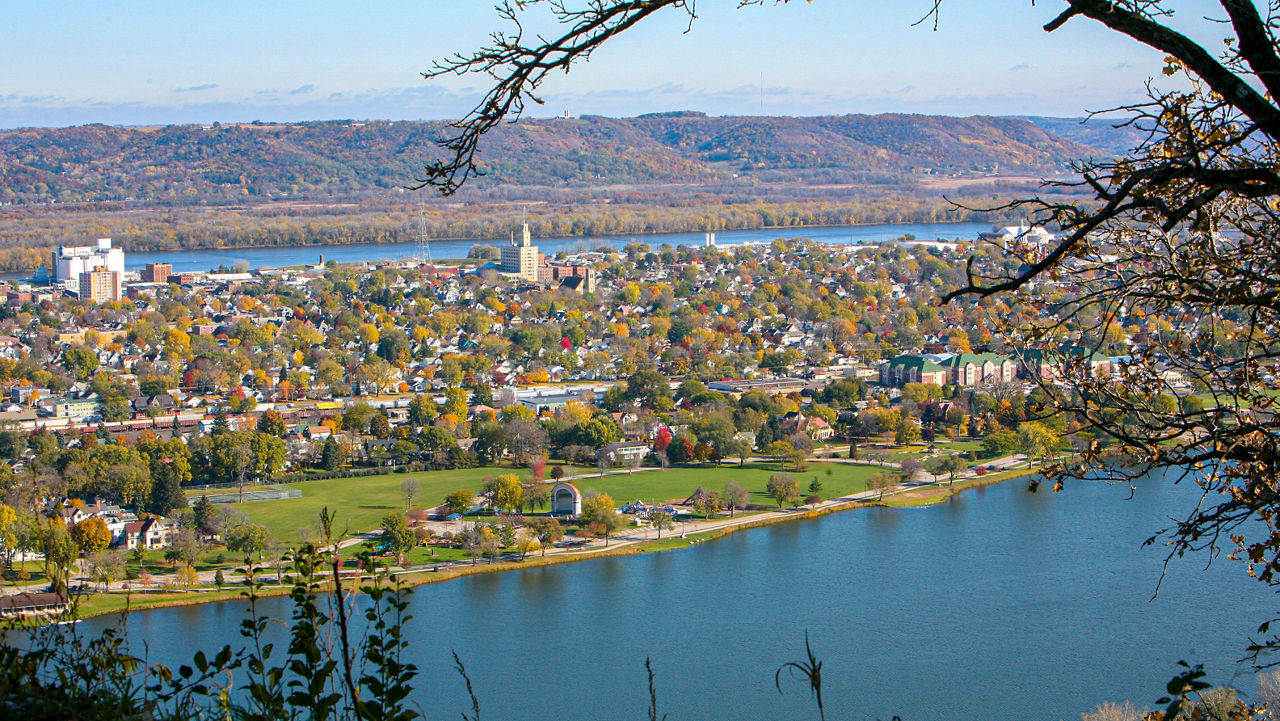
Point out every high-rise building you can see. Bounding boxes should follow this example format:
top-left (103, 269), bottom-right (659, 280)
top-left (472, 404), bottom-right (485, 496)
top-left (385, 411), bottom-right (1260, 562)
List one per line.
top-left (78, 269), bottom-right (121, 303)
top-left (143, 263), bottom-right (173, 283)
top-left (499, 224), bottom-right (539, 282)
top-left (53, 238), bottom-right (125, 294)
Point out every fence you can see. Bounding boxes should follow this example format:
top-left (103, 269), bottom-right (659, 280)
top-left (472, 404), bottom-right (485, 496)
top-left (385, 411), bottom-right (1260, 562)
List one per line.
top-left (198, 486), bottom-right (303, 505)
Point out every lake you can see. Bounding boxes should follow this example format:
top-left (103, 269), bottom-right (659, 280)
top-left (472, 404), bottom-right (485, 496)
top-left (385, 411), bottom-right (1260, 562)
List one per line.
top-left (58, 472), bottom-right (1278, 721)
top-left (118, 221), bottom-right (993, 273)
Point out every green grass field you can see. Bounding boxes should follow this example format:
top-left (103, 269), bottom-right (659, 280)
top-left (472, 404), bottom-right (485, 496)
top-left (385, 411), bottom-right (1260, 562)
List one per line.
top-left (567, 462), bottom-right (878, 508)
top-left (232, 461), bottom-right (882, 540)
top-left (234, 466), bottom-right (550, 542)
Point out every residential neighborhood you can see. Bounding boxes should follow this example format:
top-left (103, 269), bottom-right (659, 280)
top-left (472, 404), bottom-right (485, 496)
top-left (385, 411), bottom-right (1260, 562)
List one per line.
top-left (0, 227), bottom-right (1197, 600)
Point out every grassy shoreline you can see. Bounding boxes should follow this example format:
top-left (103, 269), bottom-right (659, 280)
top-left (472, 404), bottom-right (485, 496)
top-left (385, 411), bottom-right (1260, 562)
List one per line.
top-left (52, 470), bottom-right (1029, 623)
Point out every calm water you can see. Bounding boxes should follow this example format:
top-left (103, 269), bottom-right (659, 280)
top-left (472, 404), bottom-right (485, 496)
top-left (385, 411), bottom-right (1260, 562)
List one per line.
top-left (53, 474), bottom-right (1277, 721)
top-left (120, 221), bottom-right (992, 273)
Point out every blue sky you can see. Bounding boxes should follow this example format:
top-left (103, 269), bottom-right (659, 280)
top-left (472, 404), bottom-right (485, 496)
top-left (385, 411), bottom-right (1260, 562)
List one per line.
top-left (0, 1), bottom-right (1212, 128)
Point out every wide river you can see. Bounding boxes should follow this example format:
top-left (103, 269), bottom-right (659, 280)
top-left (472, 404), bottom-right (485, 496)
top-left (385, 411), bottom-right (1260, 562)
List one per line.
top-left (57, 473), bottom-right (1278, 721)
top-left (119, 221), bottom-right (993, 273)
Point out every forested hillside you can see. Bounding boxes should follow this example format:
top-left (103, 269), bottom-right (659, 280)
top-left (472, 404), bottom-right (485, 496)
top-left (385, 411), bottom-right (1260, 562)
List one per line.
top-left (0, 113), bottom-right (1110, 206)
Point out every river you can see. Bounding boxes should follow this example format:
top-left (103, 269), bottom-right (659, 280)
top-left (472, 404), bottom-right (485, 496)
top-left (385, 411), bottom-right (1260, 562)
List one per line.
top-left (116, 221), bottom-right (993, 273)
top-left (50, 473), bottom-right (1278, 721)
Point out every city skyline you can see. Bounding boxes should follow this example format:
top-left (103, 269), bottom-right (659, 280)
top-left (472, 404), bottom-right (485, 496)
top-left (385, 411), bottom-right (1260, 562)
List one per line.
top-left (0, 1), bottom-right (1213, 128)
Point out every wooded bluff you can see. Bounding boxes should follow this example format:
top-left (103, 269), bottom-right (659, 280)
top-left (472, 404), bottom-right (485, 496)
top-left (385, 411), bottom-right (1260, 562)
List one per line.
top-left (0, 113), bottom-right (1127, 206)
top-left (0, 113), bottom-right (1132, 270)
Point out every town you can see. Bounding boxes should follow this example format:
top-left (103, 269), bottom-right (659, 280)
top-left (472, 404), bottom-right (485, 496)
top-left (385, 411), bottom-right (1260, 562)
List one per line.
top-left (0, 224), bottom-right (1188, 617)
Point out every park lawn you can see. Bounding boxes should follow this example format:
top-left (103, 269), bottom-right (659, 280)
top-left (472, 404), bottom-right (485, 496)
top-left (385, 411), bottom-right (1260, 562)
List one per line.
top-left (4, 560), bottom-right (50, 587)
top-left (129, 547), bottom-right (246, 578)
top-left (236, 465), bottom-right (596, 542)
top-left (933, 438), bottom-right (985, 454)
top-left (567, 461), bottom-right (878, 508)
top-left (232, 462), bottom-right (877, 540)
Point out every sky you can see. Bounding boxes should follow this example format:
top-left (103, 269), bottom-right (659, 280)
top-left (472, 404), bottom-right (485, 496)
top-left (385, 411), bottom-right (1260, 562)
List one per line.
top-left (0, 1), bottom-right (1220, 128)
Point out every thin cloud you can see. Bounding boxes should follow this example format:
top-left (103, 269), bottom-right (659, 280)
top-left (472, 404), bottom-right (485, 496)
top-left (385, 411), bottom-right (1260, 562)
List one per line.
top-left (172, 83), bottom-right (219, 94)
top-left (1009, 63), bottom-right (1031, 72)
top-left (288, 84), bottom-right (316, 96)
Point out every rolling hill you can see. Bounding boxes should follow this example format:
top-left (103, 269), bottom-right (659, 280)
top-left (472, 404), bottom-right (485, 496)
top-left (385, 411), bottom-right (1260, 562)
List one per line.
top-left (0, 113), bottom-right (1119, 207)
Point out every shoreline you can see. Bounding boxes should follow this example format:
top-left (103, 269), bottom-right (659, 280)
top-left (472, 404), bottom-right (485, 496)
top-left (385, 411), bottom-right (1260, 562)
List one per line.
top-left (16, 218), bottom-right (991, 272)
top-left (42, 467), bottom-right (1035, 625)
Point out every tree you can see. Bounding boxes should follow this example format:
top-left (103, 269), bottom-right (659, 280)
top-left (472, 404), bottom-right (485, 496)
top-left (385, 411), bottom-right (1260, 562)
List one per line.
top-left (580, 492), bottom-right (621, 546)
top-left (192, 495), bottom-right (216, 535)
top-left (1017, 421), bottom-right (1059, 468)
top-left (764, 440), bottom-right (795, 467)
top-left (523, 483), bottom-right (549, 513)
top-left (320, 437), bottom-right (342, 471)
top-left (515, 532), bottom-right (541, 560)
top-left (369, 413), bottom-right (392, 440)
top-left (868, 471), bottom-right (893, 502)
top-left (926, 454), bottom-right (968, 486)
top-left (689, 488), bottom-right (721, 519)
top-left (166, 530), bottom-right (205, 569)
top-left (766, 473), bottom-right (799, 509)
top-left (72, 517), bottom-right (111, 556)
top-left (0, 503), bottom-right (18, 572)
top-left (444, 489), bottom-right (475, 515)
top-left (379, 513), bottom-right (416, 558)
top-left (148, 472), bottom-right (187, 517)
top-left (647, 508), bottom-right (673, 539)
top-left (725, 438), bottom-right (752, 467)
top-left (894, 419), bottom-right (922, 447)
top-left (175, 563), bottom-right (200, 590)
top-left (526, 516), bottom-right (564, 556)
top-left (419, 426), bottom-right (460, 468)
top-left (256, 409), bottom-right (287, 437)
top-left (62, 347), bottom-right (99, 381)
top-left (494, 473), bottom-right (524, 512)
top-left (87, 550), bottom-right (124, 592)
top-left (226, 522), bottom-right (270, 562)
top-left (478, 525), bottom-right (502, 563)
top-left (983, 430), bottom-right (1021, 458)
top-left (723, 480), bottom-right (749, 517)
top-left (402, 478), bottom-right (419, 510)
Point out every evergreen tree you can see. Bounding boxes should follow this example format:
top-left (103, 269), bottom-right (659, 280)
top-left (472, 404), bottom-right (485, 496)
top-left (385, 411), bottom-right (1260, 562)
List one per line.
top-left (471, 382), bottom-right (494, 407)
top-left (192, 496), bottom-right (215, 534)
top-left (148, 473), bottom-right (187, 517)
top-left (320, 437), bottom-right (341, 471)
top-left (211, 407), bottom-right (230, 435)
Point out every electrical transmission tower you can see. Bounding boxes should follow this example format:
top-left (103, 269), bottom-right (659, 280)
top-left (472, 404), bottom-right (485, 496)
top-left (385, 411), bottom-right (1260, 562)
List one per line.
top-left (417, 205), bottom-right (433, 266)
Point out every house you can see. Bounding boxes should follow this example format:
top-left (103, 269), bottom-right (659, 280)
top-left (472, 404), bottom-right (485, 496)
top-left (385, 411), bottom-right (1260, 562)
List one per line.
top-left (132, 393), bottom-right (176, 416)
top-left (303, 425), bottom-right (333, 441)
top-left (781, 412), bottom-right (835, 441)
top-left (120, 516), bottom-right (175, 550)
top-left (600, 440), bottom-right (651, 466)
top-left (0, 591), bottom-right (70, 618)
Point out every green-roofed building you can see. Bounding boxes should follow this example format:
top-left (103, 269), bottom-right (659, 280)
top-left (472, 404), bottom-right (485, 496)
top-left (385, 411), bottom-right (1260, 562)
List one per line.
top-left (880, 355), bottom-right (949, 387)
top-left (1020, 347), bottom-right (1112, 382)
top-left (936, 353), bottom-right (1018, 387)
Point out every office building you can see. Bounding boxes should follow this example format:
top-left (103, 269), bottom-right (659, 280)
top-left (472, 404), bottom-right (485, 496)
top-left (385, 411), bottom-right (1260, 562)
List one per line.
top-left (500, 224), bottom-right (540, 282)
top-left (53, 238), bottom-right (125, 295)
top-left (78, 269), bottom-right (121, 303)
